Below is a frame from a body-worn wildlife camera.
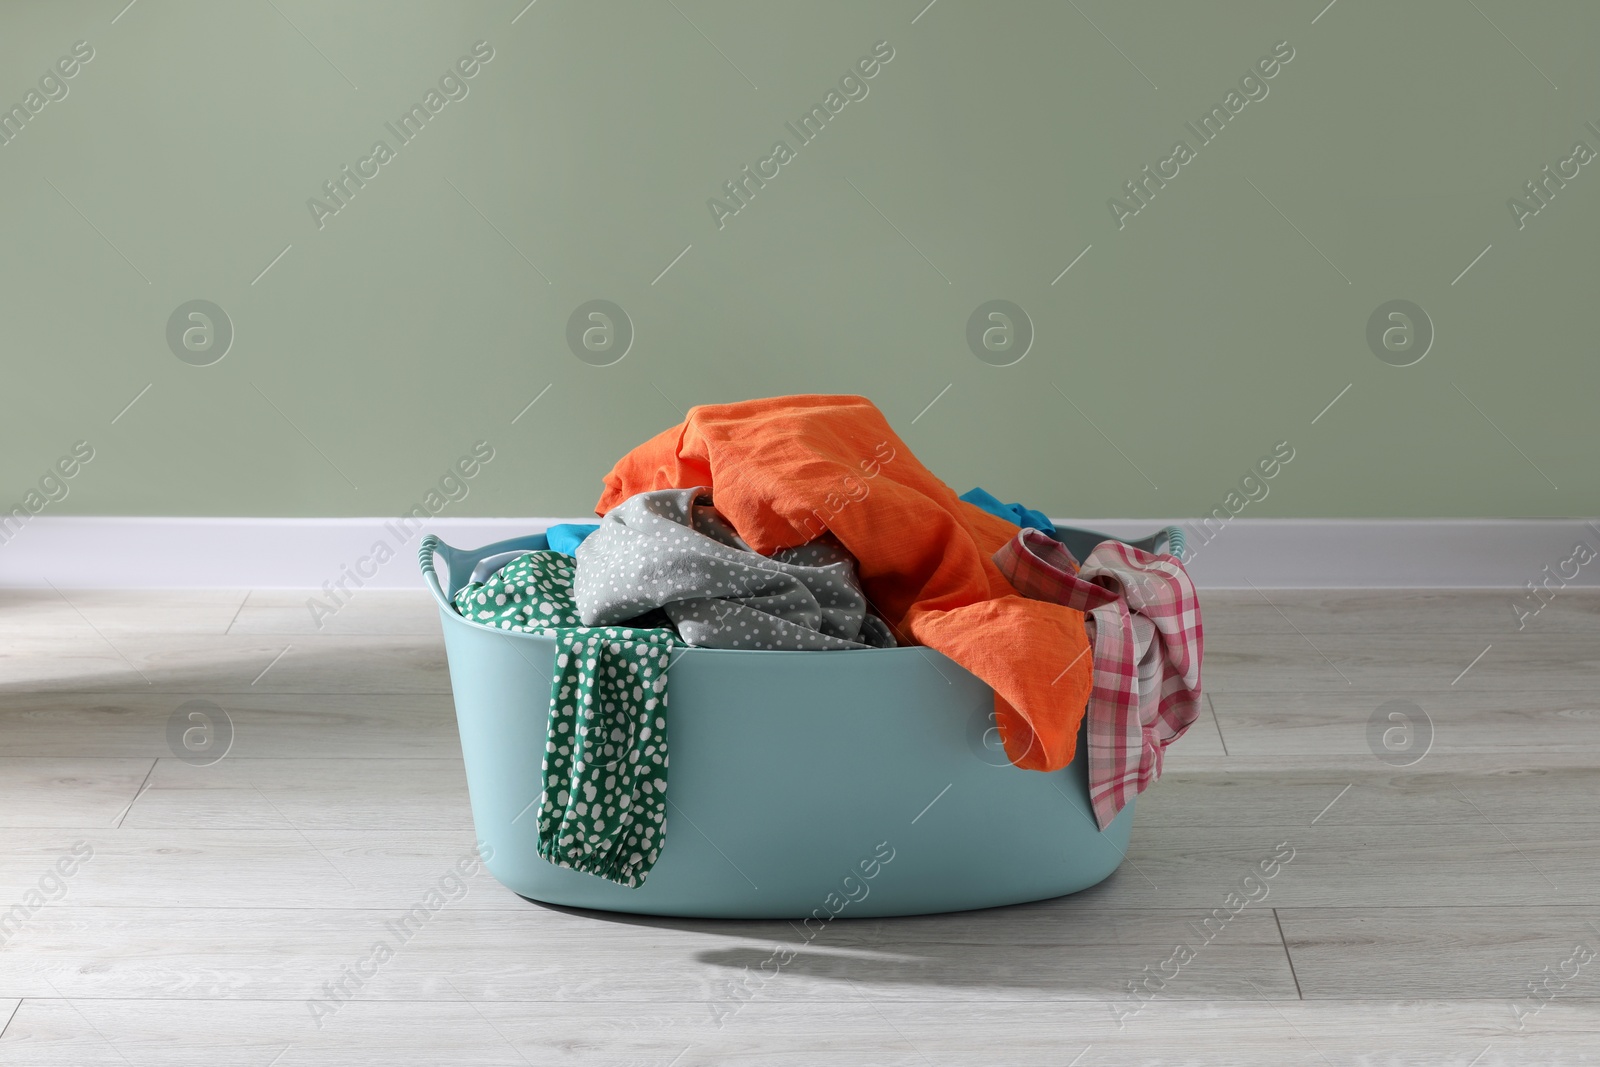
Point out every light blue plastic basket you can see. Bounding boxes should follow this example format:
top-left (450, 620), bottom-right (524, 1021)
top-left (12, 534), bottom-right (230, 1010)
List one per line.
top-left (421, 524), bottom-right (1181, 918)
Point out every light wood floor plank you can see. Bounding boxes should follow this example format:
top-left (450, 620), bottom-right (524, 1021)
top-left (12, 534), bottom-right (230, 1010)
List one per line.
top-left (229, 590), bottom-right (443, 637)
top-left (1278, 906), bottom-right (1600, 1001)
top-left (1203, 632), bottom-right (1600, 691)
top-left (1099, 821), bottom-right (1600, 908)
top-left (1210, 689), bottom-right (1600, 756)
top-left (0, 692), bottom-right (460, 759)
top-left (0, 758), bottom-right (152, 828)
top-left (121, 758), bottom-right (473, 830)
top-left (0, 902), bottom-right (1294, 1003)
top-left (0, 998), bottom-right (1592, 1066)
top-left (0, 830), bottom-right (516, 911)
top-left (0, 590), bottom-right (249, 637)
top-left (1137, 763), bottom-right (1600, 828)
top-left (3, 814), bottom-right (1594, 912)
top-left (0, 635), bottom-right (449, 694)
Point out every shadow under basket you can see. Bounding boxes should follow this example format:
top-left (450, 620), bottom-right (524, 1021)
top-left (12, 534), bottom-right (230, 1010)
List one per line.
top-left (421, 524), bottom-right (1181, 919)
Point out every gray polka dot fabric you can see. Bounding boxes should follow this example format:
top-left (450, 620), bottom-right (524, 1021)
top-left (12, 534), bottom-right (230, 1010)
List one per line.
top-left (575, 487), bottom-right (896, 651)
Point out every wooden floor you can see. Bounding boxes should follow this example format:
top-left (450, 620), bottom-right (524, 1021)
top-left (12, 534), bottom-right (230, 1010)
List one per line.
top-left (1, 587), bottom-right (1597, 1065)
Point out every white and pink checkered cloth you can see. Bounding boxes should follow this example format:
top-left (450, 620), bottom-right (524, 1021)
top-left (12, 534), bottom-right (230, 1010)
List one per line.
top-left (993, 529), bottom-right (1204, 829)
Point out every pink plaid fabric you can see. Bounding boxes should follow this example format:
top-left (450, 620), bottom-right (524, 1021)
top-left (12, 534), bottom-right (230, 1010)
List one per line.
top-left (993, 529), bottom-right (1203, 829)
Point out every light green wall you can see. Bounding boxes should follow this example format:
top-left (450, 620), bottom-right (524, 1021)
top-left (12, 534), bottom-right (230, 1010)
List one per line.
top-left (3, 0), bottom-right (1595, 519)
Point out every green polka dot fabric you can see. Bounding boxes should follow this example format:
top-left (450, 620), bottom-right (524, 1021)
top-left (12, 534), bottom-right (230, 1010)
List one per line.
top-left (453, 550), bottom-right (677, 887)
top-left (541, 628), bottom-right (672, 886)
top-left (454, 549), bottom-right (585, 629)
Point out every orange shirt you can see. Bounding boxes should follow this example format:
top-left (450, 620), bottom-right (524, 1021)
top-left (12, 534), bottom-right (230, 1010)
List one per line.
top-left (596, 394), bottom-right (1093, 771)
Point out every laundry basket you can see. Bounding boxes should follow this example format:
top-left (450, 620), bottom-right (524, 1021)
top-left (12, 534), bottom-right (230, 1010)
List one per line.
top-left (422, 524), bottom-right (1181, 919)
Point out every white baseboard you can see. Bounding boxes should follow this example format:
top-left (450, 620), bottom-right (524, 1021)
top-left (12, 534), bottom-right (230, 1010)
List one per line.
top-left (0, 517), bottom-right (540, 591)
top-left (1, 516), bottom-right (1597, 590)
top-left (1095, 517), bottom-right (1600, 590)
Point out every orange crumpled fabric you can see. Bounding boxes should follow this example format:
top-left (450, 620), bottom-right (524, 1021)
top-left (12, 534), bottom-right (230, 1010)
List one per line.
top-left (594, 394), bottom-right (1093, 772)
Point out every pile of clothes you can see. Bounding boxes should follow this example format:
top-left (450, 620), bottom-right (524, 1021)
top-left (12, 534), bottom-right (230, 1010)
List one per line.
top-left (452, 394), bottom-right (1203, 887)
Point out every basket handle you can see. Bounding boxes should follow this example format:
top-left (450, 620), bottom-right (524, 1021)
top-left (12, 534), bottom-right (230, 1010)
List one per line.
top-left (1116, 524), bottom-right (1187, 561)
top-left (419, 534), bottom-right (450, 607)
top-left (1159, 525), bottom-right (1186, 560)
top-left (419, 531), bottom-right (549, 607)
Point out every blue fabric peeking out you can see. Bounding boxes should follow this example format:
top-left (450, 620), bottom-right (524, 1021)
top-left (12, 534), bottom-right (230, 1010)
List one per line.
top-left (959, 488), bottom-right (1057, 537)
top-left (545, 523), bottom-right (599, 555)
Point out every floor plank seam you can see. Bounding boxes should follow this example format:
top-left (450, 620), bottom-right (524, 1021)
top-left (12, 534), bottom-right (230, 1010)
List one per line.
top-left (1272, 908), bottom-right (1303, 1000)
top-left (224, 590), bottom-right (254, 636)
top-left (0, 757), bottom-right (467, 762)
top-left (8, 994), bottom-right (1593, 1004)
top-left (1206, 693), bottom-right (1229, 756)
top-left (18, 908), bottom-right (1600, 915)
top-left (0, 995), bottom-right (1463, 1004)
top-left (113, 758), bottom-right (158, 829)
